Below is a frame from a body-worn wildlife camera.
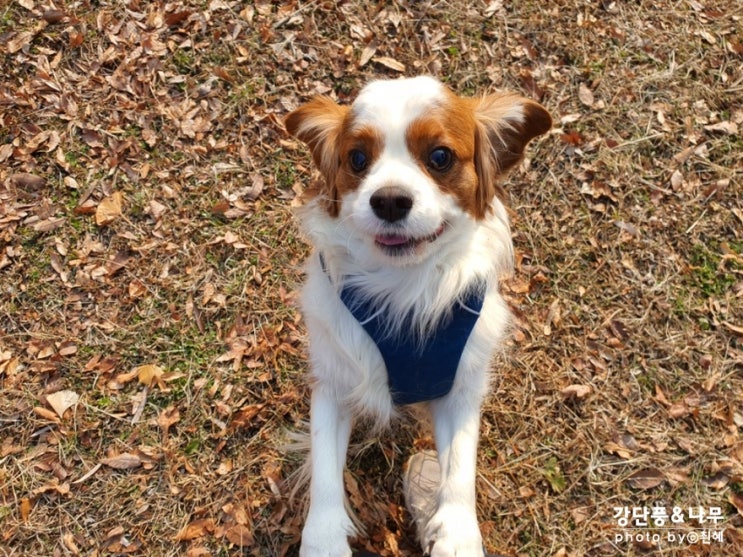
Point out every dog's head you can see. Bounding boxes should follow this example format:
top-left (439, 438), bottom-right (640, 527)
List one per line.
top-left (285, 76), bottom-right (551, 265)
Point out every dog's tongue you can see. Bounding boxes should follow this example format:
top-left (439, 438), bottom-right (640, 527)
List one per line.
top-left (375, 233), bottom-right (410, 246)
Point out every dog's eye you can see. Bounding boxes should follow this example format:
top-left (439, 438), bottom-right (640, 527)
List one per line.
top-left (349, 150), bottom-right (368, 173)
top-left (428, 147), bottom-right (453, 172)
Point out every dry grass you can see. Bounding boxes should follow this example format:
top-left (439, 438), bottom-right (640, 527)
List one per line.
top-left (1, 1), bottom-right (741, 556)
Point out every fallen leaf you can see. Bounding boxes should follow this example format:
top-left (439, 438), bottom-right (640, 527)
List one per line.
top-left (175, 519), bottom-right (216, 541)
top-left (246, 173), bottom-right (264, 200)
top-left (223, 523), bottom-right (254, 547)
top-left (605, 441), bottom-right (631, 459)
top-left (519, 485), bottom-right (535, 498)
top-left (702, 471), bottom-right (729, 490)
top-left (158, 406), bottom-right (181, 440)
top-left (560, 130), bottom-right (583, 146)
top-left (359, 44), bottom-right (377, 66)
top-left (570, 506), bottom-right (590, 524)
top-left (578, 83), bottom-right (594, 107)
top-left (730, 492), bottom-right (743, 516)
top-left (230, 404), bottom-right (265, 429)
top-left (33, 480), bottom-right (70, 496)
top-left (34, 406), bottom-right (61, 423)
top-left (10, 173), bottom-right (46, 190)
top-left (216, 459), bottom-right (233, 475)
top-left (101, 453), bottom-right (142, 470)
top-left (149, 199), bottom-right (167, 220)
top-left (62, 532), bottom-right (81, 555)
top-left (668, 401), bottom-right (691, 418)
top-left (95, 192), bottom-right (123, 226)
top-left (46, 390), bottom-right (80, 419)
top-left (722, 322), bottom-right (743, 336)
top-left (704, 121), bottom-right (738, 135)
top-left (20, 497), bottom-right (32, 522)
top-left (134, 364), bottom-right (164, 387)
top-left (128, 280), bottom-right (147, 299)
top-left (372, 56), bottom-right (405, 72)
top-left (42, 10), bottom-right (68, 24)
top-left (626, 467), bottom-right (665, 490)
top-left (560, 384), bottom-right (592, 399)
top-left (58, 342), bottom-right (77, 356)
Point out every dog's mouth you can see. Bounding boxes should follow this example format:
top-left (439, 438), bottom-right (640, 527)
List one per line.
top-left (374, 223), bottom-right (447, 255)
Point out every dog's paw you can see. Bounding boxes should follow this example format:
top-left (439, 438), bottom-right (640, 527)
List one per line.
top-left (423, 505), bottom-right (484, 557)
top-left (300, 510), bottom-right (354, 557)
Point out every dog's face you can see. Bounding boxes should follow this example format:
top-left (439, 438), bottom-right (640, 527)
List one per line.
top-left (286, 76), bottom-right (551, 266)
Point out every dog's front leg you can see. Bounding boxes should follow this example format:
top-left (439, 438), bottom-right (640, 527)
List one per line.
top-left (300, 385), bottom-right (355, 557)
top-left (424, 395), bottom-right (484, 557)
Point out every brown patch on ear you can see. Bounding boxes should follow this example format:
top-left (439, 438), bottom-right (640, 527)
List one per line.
top-left (473, 93), bottom-right (552, 216)
top-left (285, 96), bottom-right (349, 217)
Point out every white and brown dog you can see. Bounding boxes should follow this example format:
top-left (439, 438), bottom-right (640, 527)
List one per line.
top-left (285, 76), bottom-right (551, 557)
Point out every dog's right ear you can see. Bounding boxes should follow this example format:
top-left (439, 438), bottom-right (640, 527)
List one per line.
top-left (285, 97), bottom-right (349, 217)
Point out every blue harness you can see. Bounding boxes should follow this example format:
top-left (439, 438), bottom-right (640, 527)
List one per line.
top-left (322, 256), bottom-right (485, 405)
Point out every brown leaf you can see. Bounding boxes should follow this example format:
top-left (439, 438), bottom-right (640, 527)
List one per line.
top-left (128, 280), bottom-right (147, 299)
top-left (570, 506), bottom-right (589, 524)
top-left (101, 453), bottom-right (142, 470)
top-left (175, 519), bottom-right (216, 541)
top-left (6, 31), bottom-right (35, 54)
top-left (20, 498), bottom-right (32, 522)
top-left (46, 390), bottom-right (80, 419)
top-left (668, 401), bottom-right (691, 418)
top-left (42, 10), bottom-right (68, 24)
top-left (165, 10), bottom-right (193, 27)
top-left (34, 406), bottom-right (61, 423)
top-left (158, 406), bottom-right (180, 440)
top-left (730, 492), bottom-right (743, 516)
top-left (62, 532), bottom-right (81, 555)
top-left (578, 83), bottom-right (594, 107)
top-left (560, 384), bottom-right (592, 399)
top-left (33, 480), bottom-right (70, 496)
top-left (654, 384), bottom-right (670, 406)
top-left (626, 467), bottom-right (665, 490)
top-left (246, 173), bottom-right (264, 200)
top-left (95, 192), bottom-right (123, 226)
top-left (134, 364), bottom-right (164, 387)
top-left (149, 199), bottom-right (167, 220)
top-left (605, 442), bottom-right (631, 459)
top-left (10, 172), bottom-right (46, 190)
top-left (223, 523), bottom-right (254, 547)
top-left (702, 471), bottom-right (729, 490)
top-left (230, 404), bottom-right (265, 429)
top-left (722, 322), bottom-right (743, 336)
top-left (560, 130), bottom-right (583, 146)
top-left (58, 342), bottom-right (77, 356)
top-left (69, 32), bottom-right (84, 48)
top-left (704, 121), bottom-right (738, 135)
top-left (33, 217), bottom-right (66, 233)
top-left (372, 56), bottom-right (405, 72)
top-left (359, 44), bottom-right (377, 66)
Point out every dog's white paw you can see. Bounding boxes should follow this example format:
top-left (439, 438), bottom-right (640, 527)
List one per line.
top-left (423, 505), bottom-right (484, 557)
top-left (300, 510), bottom-right (354, 557)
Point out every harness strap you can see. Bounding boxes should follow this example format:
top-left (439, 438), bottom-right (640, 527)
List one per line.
top-left (320, 254), bottom-right (485, 405)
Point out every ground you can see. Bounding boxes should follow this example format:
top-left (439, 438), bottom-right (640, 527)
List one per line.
top-left (1, 1), bottom-right (742, 556)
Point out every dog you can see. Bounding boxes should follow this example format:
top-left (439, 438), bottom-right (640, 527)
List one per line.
top-left (285, 76), bottom-right (551, 557)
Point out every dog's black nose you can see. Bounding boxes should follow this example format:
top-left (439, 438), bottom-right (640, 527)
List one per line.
top-left (370, 186), bottom-right (413, 223)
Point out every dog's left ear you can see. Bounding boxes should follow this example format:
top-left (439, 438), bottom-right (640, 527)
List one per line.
top-left (285, 96), bottom-right (349, 217)
top-left (473, 93), bottom-right (552, 216)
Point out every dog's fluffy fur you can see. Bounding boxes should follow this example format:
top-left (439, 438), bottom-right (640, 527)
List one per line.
top-left (285, 76), bottom-right (551, 557)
